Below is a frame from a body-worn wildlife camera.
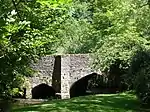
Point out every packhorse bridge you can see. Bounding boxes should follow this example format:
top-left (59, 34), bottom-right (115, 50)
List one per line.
top-left (25, 54), bottom-right (101, 99)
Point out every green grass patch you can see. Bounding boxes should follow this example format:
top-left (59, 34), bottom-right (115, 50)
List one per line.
top-left (13, 93), bottom-right (148, 112)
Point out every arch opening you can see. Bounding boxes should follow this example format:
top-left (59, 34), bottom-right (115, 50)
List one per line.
top-left (70, 73), bottom-right (123, 98)
top-left (70, 73), bottom-right (99, 98)
top-left (32, 83), bottom-right (56, 99)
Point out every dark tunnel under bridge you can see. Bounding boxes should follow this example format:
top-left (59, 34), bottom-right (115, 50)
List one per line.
top-left (69, 73), bottom-right (123, 98)
top-left (32, 83), bottom-right (56, 99)
top-left (70, 73), bottom-right (100, 98)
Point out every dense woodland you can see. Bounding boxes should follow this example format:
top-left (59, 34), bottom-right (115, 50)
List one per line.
top-left (0, 0), bottom-right (150, 105)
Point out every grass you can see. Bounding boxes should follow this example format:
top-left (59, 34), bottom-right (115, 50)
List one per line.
top-left (12, 93), bottom-right (149, 112)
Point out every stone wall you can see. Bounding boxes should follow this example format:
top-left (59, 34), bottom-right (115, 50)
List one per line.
top-left (30, 56), bottom-right (55, 87)
top-left (26, 56), bottom-right (55, 98)
top-left (61, 54), bottom-right (101, 99)
top-left (26, 54), bottom-right (101, 99)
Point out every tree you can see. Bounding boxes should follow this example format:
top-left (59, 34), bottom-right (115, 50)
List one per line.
top-left (129, 49), bottom-right (150, 105)
top-left (0, 0), bottom-right (59, 98)
top-left (91, 0), bottom-right (150, 90)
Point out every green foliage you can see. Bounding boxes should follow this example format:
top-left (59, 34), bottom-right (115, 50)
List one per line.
top-left (129, 50), bottom-right (150, 105)
top-left (92, 0), bottom-right (143, 70)
top-left (0, 0), bottom-right (59, 98)
top-left (0, 0), bottom-right (150, 103)
top-left (93, 32), bottom-right (147, 71)
top-left (91, 0), bottom-right (150, 75)
top-left (89, 0), bottom-right (150, 94)
top-left (51, 1), bottom-right (91, 53)
top-left (37, 0), bottom-right (72, 6)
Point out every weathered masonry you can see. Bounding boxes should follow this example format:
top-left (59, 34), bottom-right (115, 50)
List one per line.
top-left (26, 54), bottom-right (101, 99)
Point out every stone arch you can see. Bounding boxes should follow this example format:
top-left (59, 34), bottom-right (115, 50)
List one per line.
top-left (32, 83), bottom-right (56, 99)
top-left (70, 73), bottom-right (99, 98)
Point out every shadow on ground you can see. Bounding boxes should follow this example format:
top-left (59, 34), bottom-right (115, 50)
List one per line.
top-left (13, 93), bottom-right (148, 112)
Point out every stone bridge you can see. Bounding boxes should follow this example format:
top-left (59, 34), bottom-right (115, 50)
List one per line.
top-left (26, 54), bottom-right (101, 99)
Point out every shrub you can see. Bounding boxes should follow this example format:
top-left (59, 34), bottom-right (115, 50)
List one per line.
top-left (129, 49), bottom-right (150, 105)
